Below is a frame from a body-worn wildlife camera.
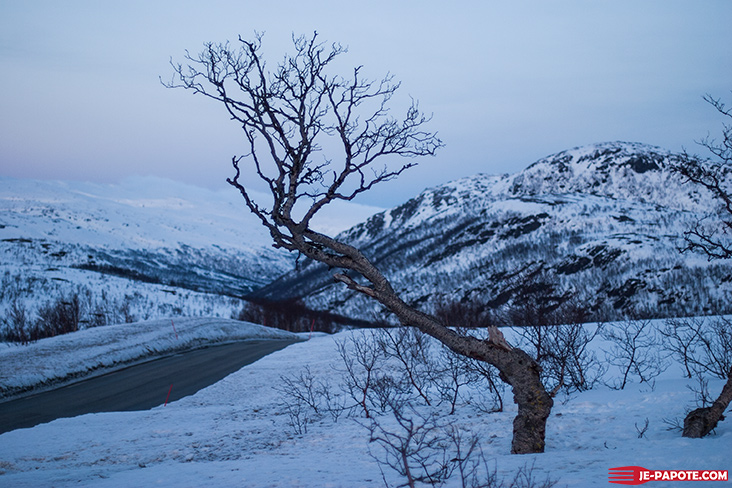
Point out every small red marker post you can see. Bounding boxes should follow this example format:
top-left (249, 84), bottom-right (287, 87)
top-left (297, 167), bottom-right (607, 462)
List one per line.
top-left (309, 318), bottom-right (315, 340)
top-left (171, 320), bottom-right (178, 340)
top-left (164, 384), bottom-right (173, 406)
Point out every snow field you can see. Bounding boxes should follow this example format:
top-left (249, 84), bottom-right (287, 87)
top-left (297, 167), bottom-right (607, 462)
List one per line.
top-left (0, 321), bottom-right (730, 487)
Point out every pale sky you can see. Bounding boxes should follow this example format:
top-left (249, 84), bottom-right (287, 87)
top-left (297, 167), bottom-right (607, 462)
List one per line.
top-left (1, 1), bottom-right (730, 206)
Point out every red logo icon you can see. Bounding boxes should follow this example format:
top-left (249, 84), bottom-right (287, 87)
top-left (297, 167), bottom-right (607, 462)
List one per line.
top-left (609, 466), bottom-right (649, 485)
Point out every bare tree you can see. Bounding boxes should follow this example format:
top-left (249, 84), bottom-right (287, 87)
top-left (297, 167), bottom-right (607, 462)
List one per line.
top-left (167, 32), bottom-right (552, 454)
top-left (671, 92), bottom-right (732, 438)
top-left (673, 94), bottom-right (732, 259)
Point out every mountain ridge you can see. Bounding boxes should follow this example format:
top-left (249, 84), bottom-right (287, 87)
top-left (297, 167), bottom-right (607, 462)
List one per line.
top-left (254, 141), bottom-right (732, 324)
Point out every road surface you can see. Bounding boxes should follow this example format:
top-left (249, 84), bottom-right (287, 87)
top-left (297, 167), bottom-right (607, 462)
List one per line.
top-left (0, 339), bottom-right (296, 434)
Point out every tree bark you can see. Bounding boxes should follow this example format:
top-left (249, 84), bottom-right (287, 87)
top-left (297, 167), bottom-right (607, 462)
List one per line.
top-left (683, 368), bottom-right (732, 438)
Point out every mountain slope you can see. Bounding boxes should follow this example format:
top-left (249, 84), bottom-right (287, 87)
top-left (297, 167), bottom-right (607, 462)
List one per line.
top-left (0, 175), bottom-right (384, 325)
top-left (255, 142), bottom-right (732, 323)
top-left (0, 177), bottom-right (297, 324)
top-left (0, 176), bottom-right (291, 293)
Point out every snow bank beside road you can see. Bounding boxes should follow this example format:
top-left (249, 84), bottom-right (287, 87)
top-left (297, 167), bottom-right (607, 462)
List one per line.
top-left (0, 318), bottom-right (298, 399)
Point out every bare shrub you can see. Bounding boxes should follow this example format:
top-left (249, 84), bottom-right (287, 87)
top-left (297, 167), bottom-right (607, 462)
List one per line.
top-left (277, 329), bottom-right (557, 485)
top-left (336, 331), bottom-right (389, 419)
top-left (435, 348), bottom-right (479, 415)
top-left (601, 320), bottom-right (667, 390)
top-left (661, 316), bottom-right (732, 379)
top-left (236, 298), bottom-right (336, 333)
top-left (660, 317), bottom-right (705, 378)
top-left (280, 397), bottom-right (311, 435)
top-left (36, 294), bottom-right (82, 338)
top-left (507, 461), bottom-right (558, 488)
top-left (275, 365), bottom-right (348, 434)
top-left (276, 366), bottom-right (325, 417)
top-left (375, 324), bottom-right (507, 416)
top-left (374, 327), bottom-right (439, 407)
top-left (444, 425), bottom-right (485, 488)
top-left (517, 322), bottom-right (605, 395)
top-left (464, 358), bottom-right (506, 414)
top-left (364, 404), bottom-right (453, 488)
top-left (1, 300), bottom-right (35, 344)
top-left (432, 302), bottom-right (507, 412)
top-left (365, 406), bottom-right (557, 488)
top-left (635, 418), bottom-right (650, 439)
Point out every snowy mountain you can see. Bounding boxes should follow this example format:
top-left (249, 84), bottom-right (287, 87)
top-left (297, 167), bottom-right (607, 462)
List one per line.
top-left (0, 176), bottom-right (380, 324)
top-left (255, 142), bottom-right (732, 323)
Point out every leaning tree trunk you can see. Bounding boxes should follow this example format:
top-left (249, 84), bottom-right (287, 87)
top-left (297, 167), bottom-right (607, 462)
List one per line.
top-left (454, 328), bottom-right (553, 454)
top-left (683, 368), bottom-right (732, 438)
top-left (494, 347), bottom-right (553, 454)
top-left (335, 271), bottom-right (554, 454)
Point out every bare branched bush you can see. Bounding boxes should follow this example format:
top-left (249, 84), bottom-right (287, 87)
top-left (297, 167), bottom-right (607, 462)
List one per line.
top-left (275, 365), bottom-right (348, 434)
top-left (687, 372), bottom-right (715, 409)
top-left (443, 425), bottom-right (485, 488)
top-left (660, 317), bottom-right (705, 378)
top-left (661, 316), bottom-right (732, 379)
top-left (280, 397), bottom-right (310, 435)
top-left (276, 366), bottom-right (325, 417)
top-left (336, 331), bottom-right (389, 419)
top-left (36, 293), bottom-right (82, 338)
top-left (365, 406), bottom-right (557, 488)
top-left (517, 322), bottom-right (605, 395)
top-left (236, 298), bottom-right (336, 333)
top-left (435, 348), bottom-right (480, 415)
top-left (0, 299), bottom-right (35, 344)
top-left (635, 418), bottom-right (650, 439)
top-left (276, 329), bottom-right (557, 485)
top-left (506, 461), bottom-right (558, 488)
top-left (364, 404), bottom-right (453, 488)
top-left (463, 357), bottom-right (506, 414)
top-left (431, 302), bottom-right (507, 412)
top-left (375, 327), bottom-right (439, 407)
top-left (601, 320), bottom-right (667, 390)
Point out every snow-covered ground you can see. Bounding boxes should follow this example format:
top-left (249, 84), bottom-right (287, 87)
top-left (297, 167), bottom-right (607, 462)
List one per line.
top-left (0, 321), bottom-right (730, 487)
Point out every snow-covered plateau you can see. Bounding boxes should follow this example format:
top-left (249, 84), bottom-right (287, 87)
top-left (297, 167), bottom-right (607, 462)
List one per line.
top-left (0, 318), bottom-right (729, 487)
top-left (0, 176), bottom-right (382, 325)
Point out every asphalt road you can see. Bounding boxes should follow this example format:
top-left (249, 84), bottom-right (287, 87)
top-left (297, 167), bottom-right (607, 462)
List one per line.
top-left (0, 339), bottom-right (297, 434)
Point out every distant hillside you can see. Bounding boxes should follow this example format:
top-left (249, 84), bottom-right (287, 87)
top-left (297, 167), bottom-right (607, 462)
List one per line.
top-left (0, 176), bottom-right (295, 323)
top-left (254, 142), bottom-right (732, 324)
top-left (0, 175), bottom-right (384, 327)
